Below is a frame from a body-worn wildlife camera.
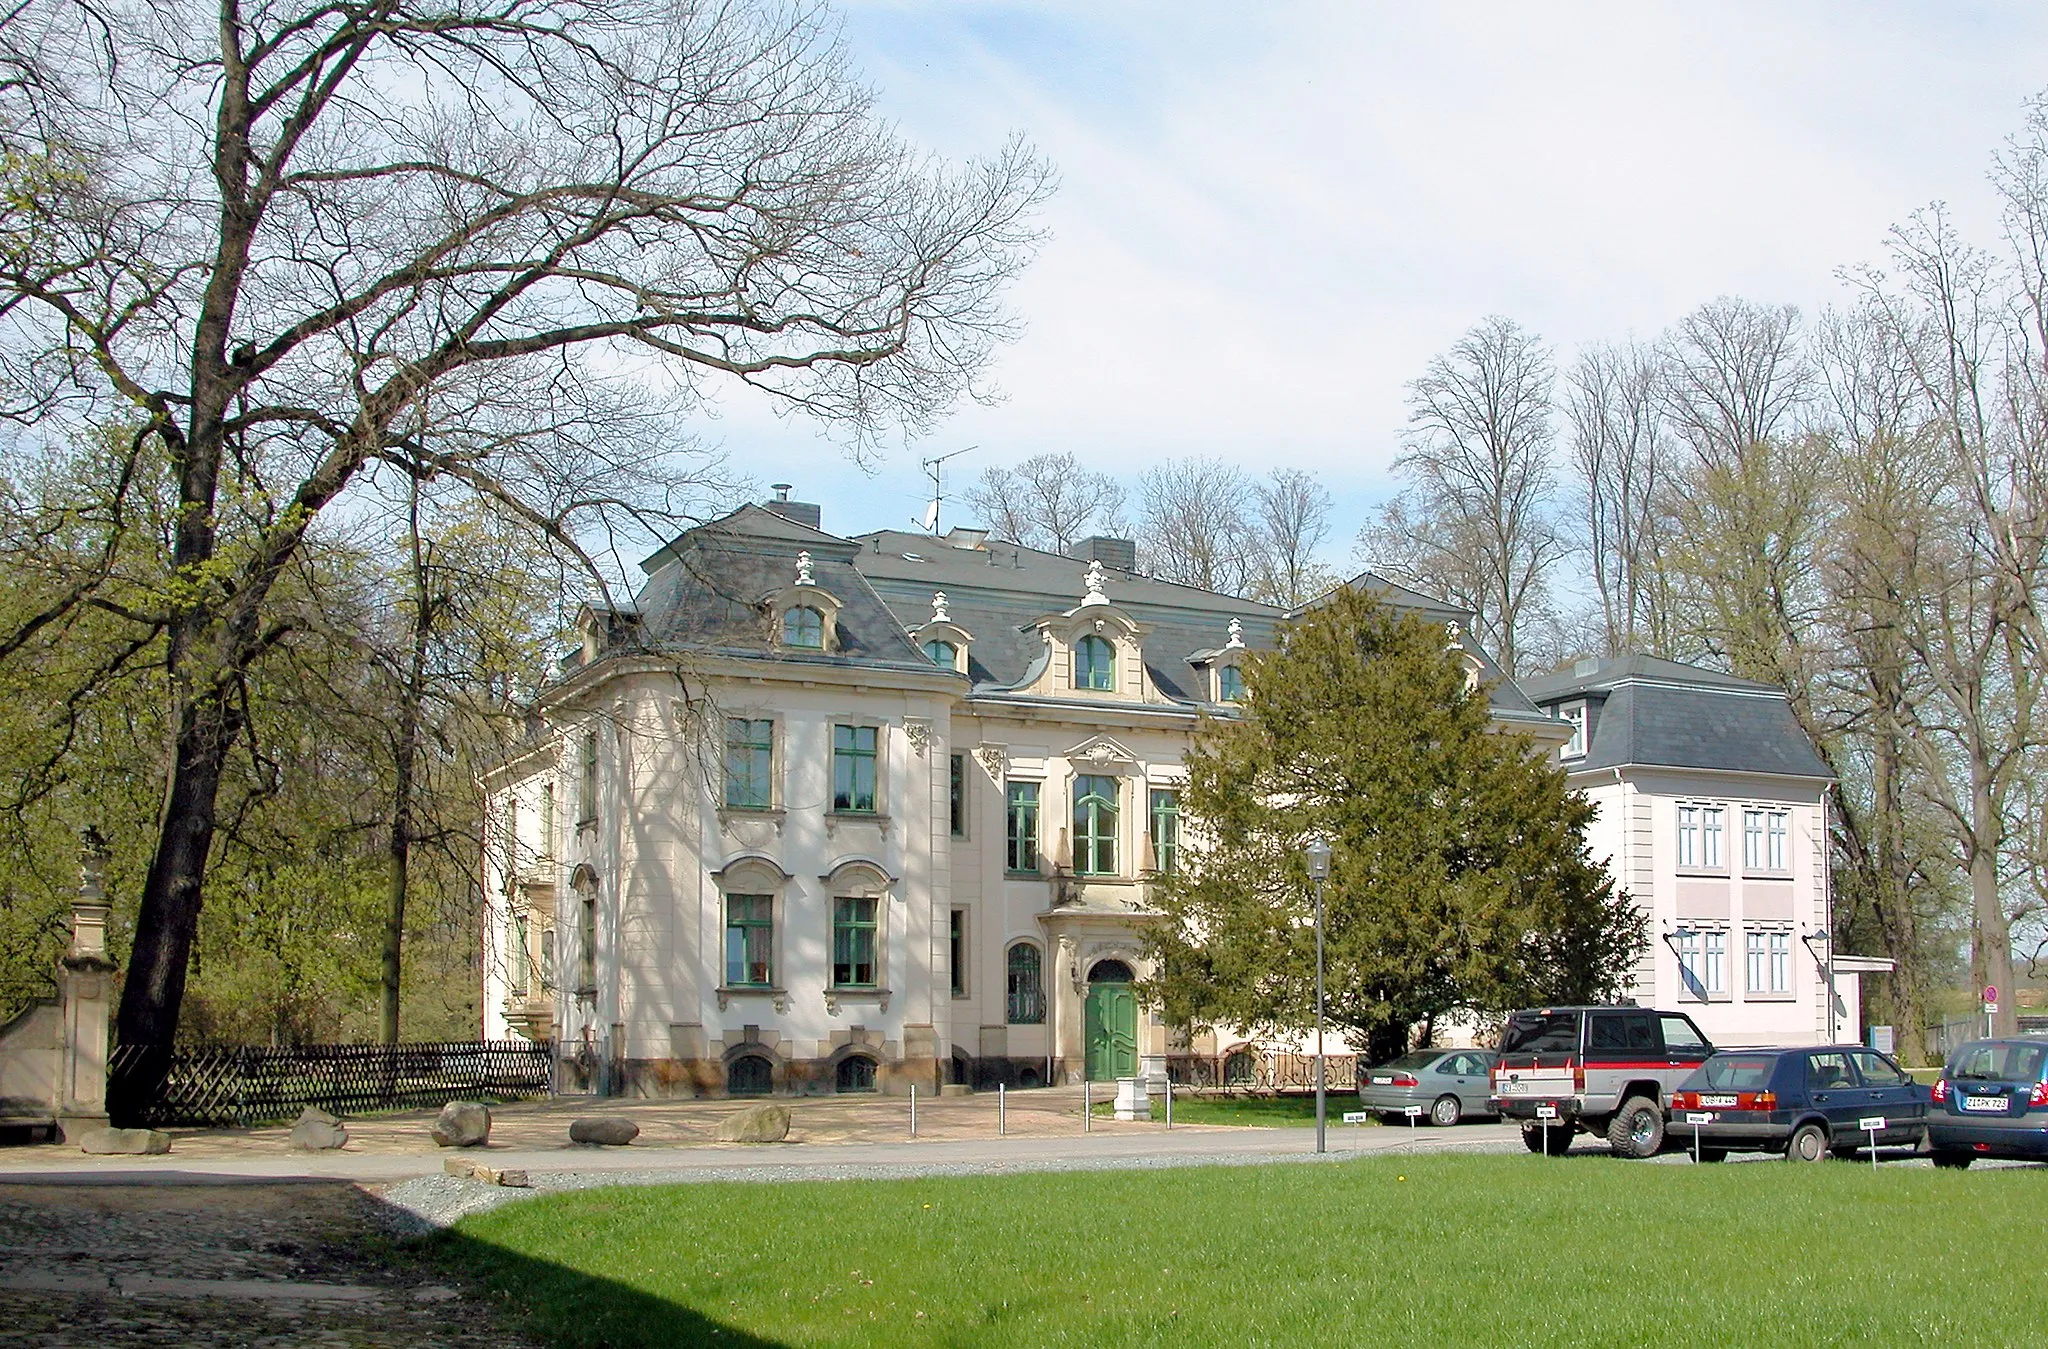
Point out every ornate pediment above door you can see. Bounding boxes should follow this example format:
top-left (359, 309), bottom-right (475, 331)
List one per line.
top-left (1062, 733), bottom-right (1140, 773)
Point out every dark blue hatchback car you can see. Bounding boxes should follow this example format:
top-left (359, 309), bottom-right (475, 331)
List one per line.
top-left (1667, 1045), bottom-right (1927, 1161)
top-left (1928, 1038), bottom-right (2048, 1168)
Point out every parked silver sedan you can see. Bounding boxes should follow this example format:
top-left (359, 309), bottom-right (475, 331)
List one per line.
top-left (1358, 1049), bottom-right (1501, 1126)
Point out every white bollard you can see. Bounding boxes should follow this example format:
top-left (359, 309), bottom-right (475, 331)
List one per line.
top-left (910, 1084), bottom-right (917, 1139)
top-left (998, 1082), bottom-right (1006, 1137)
top-left (1083, 1080), bottom-right (1092, 1132)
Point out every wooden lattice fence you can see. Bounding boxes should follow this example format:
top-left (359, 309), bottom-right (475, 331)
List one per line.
top-left (110, 1040), bottom-right (553, 1127)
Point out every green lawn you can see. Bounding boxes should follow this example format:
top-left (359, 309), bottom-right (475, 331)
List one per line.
top-left (425, 1153), bottom-right (2048, 1347)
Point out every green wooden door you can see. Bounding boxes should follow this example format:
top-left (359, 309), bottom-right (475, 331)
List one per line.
top-left (1084, 982), bottom-right (1138, 1081)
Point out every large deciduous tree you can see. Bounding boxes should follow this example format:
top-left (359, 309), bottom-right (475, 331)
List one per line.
top-left (1358, 315), bottom-right (1564, 678)
top-left (0, 0), bottom-right (1049, 1115)
top-left (1143, 588), bottom-right (1643, 1063)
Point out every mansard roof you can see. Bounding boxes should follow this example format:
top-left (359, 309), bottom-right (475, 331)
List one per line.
top-left (1520, 654), bottom-right (1834, 780)
top-left (561, 502), bottom-right (1542, 719)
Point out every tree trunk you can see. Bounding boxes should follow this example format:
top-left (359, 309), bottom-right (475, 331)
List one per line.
top-left (379, 498), bottom-right (436, 1046)
top-left (1970, 765), bottom-right (2018, 1036)
top-left (109, 689), bottom-right (243, 1123)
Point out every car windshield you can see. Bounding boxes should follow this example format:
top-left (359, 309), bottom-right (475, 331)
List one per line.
top-left (1950, 1042), bottom-right (2048, 1083)
top-left (1375, 1052), bottom-right (1441, 1071)
top-left (1681, 1055), bottom-right (1778, 1092)
top-left (1499, 1012), bottom-right (1579, 1055)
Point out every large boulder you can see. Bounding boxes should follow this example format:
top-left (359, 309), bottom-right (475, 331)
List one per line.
top-left (430, 1100), bottom-right (492, 1148)
top-left (290, 1118), bottom-right (348, 1151)
top-left (79, 1127), bottom-right (170, 1156)
top-left (569, 1116), bottom-right (639, 1146)
top-left (716, 1103), bottom-right (790, 1144)
top-left (296, 1105), bottom-right (343, 1127)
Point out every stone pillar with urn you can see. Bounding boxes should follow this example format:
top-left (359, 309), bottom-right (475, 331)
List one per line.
top-left (56, 828), bottom-right (117, 1141)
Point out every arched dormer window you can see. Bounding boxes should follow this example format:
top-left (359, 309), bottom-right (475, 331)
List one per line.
top-left (784, 605), bottom-right (825, 648)
top-left (1217, 664), bottom-right (1246, 703)
top-left (924, 639), bottom-right (958, 670)
top-left (1075, 635), bottom-right (1115, 691)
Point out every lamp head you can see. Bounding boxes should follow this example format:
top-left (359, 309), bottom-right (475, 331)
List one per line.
top-left (1304, 836), bottom-right (1332, 880)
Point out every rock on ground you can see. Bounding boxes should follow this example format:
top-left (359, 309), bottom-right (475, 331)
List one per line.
top-left (430, 1100), bottom-right (491, 1148)
top-left (290, 1118), bottom-right (348, 1151)
top-left (568, 1116), bottom-right (639, 1146)
top-left (296, 1105), bottom-right (343, 1127)
top-left (715, 1104), bottom-right (790, 1144)
top-left (77, 1128), bottom-right (170, 1156)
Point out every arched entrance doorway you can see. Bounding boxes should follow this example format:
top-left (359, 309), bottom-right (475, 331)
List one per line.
top-left (1083, 958), bottom-right (1138, 1081)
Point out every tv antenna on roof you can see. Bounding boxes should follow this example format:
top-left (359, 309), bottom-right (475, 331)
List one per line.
top-left (917, 446), bottom-right (976, 534)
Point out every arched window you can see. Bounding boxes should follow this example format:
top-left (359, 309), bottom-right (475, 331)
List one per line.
top-left (1072, 774), bottom-right (1119, 875)
top-left (835, 1055), bottom-right (878, 1093)
top-left (727, 1054), bottom-right (773, 1096)
top-left (783, 605), bottom-right (825, 648)
top-left (1005, 942), bottom-right (1045, 1024)
top-left (923, 639), bottom-right (958, 670)
top-left (1223, 1049), bottom-right (1256, 1087)
top-left (1075, 635), bottom-right (1115, 690)
top-left (1088, 958), bottom-right (1134, 984)
top-left (1218, 664), bottom-right (1245, 702)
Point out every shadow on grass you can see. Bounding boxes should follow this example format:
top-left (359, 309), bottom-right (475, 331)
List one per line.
top-left (401, 1196), bottom-right (790, 1349)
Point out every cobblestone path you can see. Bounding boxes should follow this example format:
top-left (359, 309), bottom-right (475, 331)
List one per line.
top-left (0, 1182), bottom-right (538, 1348)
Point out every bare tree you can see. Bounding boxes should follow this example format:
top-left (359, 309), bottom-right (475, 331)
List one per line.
top-left (0, 0), bottom-right (1050, 1112)
top-left (1137, 457), bottom-right (1257, 594)
top-left (1564, 341), bottom-right (1672, 655)
top-left (965, 452), bottom-right (1126, 554)
top-left (1250, 468), bottom-right (1335, 607)
top-left (1359, 315), bottom-right (1563, 677)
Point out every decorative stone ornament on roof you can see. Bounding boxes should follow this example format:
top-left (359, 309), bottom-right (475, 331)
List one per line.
top-left (795, 551), bottom-right (815, 586)
top-left (1082, 559), bottom-right (1108, 606)
top-left (909, 588), bottom-right (974, 675)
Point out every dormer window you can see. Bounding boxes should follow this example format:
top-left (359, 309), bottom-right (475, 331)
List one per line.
top-left (924, 639), bottom-right (958, 670)
top-left (1076, 635), bottom-right (1115, 691)
top-left (1218, 665), bottom-right (1246, 703)
top-left (784, 605), bottom-right (825, 649)
top-left (1559, 701), bottom-right (1587, 760)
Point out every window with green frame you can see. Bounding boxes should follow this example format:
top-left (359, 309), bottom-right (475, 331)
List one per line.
top-left (784, 605), bottom-right (825, 648)
top-left (1005, 780), bottom-right (1040, 873)
top-left (1217, 663), bottom-right (1246, 702)
top-left (948, 753), bottom-right (966, 837)
top-left (724, 894), bottom-right (773, 986)
top-left (832, 724), bottom-right (878, 813)
top-left (831, 895), bottom-right (879, 986)
top-left (1072, 774), bottom-right (1119, 875)
top-left (924, 638), bottom-right (957, 669)
top-left (1149, 788), bottom-right (1180, 872)
top-left (723, 717), bottom-right (773, 809)
top-left (1075, 634), bottom-right (1115, 690)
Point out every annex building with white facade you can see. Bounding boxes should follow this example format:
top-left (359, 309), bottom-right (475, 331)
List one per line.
top-left (477, 491), bottom-right (1555, 1096)
top-left (1520, 655), bottom-right (1891, 1049)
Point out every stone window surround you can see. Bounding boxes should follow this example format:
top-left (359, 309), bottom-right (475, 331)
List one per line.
top-left (711, 854), bottom-right (794, 1013)
top-left (1742, 922), bottom-right (1797, 1001)
top-left (1004, 777), bottom-right (1044, 876)
top-left (1674, 799), bottom-right (1729, 877)
top-left (1738, 803), bottom-right (1796, 879)
top-left (1005, 938), bottom-right (1046, 1025)
top-left (1670, 923), bottom-right (1732, 1003)
top-left (821, 858), bottom-right (895, 1015)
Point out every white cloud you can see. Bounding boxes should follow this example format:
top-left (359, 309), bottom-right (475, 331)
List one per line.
top-left (690, 1), bottom-right (2048, 553)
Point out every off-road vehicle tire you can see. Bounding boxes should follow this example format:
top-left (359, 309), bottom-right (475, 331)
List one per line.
top-left (1607, 1097), bottom-right (1665, 1159)
top-left (1786, 1122), bottom-right (1828, 1162)
top-left (1931, 1150), bottom-right (1973, 1169)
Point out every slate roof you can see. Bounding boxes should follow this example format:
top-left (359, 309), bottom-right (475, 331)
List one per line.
top-left (1520, 654), bottom-right (1833, 780)
top-left (577, 502), bottom-right (1543, 718)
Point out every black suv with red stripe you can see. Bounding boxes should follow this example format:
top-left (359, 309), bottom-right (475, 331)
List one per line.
top-left (1490, 1006), bottom-right (1715, 1157)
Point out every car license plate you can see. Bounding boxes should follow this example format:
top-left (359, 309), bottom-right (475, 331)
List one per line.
top-left (1370, 1076), bottom-right (1393, 1085)
top-left (1700, 1095), bottom-right (1738, 1108)
top-left (1684, 1112), bottom-right (1714, 1125)
top-left (1535, 1105), bottom-right (1559, 1120)
top-left (1964, 1095), bottom-right (2008, 1113)
top-left (1498, 1081), bottom-right (1528, 1094)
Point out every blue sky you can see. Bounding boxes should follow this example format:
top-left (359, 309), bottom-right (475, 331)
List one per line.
top-left (681, 1), bottom-right (2048, 565)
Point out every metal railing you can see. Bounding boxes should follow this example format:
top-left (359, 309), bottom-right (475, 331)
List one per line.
top-left (110, 1040), bottom-right (554, 1127)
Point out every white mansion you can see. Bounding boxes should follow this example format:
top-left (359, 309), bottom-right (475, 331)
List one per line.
top-left (479, 492), bottom-right (1874, 1096)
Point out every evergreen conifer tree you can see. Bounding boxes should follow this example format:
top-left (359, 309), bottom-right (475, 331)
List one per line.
top-left (1144, 589), bottom-right (1643, 1063)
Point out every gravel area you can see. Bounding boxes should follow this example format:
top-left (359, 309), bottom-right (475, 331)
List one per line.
top-left (377, 1132), bottom-right (1529, 1231)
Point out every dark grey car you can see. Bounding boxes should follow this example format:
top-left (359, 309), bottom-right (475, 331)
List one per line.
top-left (1358, 1049), bottom-right (1500, 1126)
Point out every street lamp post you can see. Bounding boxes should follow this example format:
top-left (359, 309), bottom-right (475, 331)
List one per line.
top-left (1305, 836), bottom-right (1333, 1155)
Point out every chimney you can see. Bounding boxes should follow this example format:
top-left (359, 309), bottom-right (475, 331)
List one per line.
top-left (761, 484), bottom-right (822, 530)
top-left (1069, 535), bottom-right (1137, 573)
